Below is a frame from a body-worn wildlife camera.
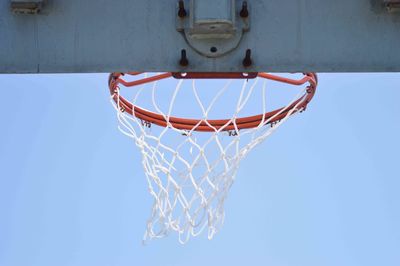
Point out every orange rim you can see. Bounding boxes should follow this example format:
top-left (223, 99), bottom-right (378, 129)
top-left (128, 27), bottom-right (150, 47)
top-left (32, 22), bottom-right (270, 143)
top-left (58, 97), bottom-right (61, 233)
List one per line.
top-left (109, 72), bottom-right (317, 132)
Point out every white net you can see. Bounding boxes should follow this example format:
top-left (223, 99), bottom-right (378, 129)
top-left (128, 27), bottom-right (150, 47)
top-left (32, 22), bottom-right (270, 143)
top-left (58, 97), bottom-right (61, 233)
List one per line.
top-left (111, 74), bottom-right (309, 244)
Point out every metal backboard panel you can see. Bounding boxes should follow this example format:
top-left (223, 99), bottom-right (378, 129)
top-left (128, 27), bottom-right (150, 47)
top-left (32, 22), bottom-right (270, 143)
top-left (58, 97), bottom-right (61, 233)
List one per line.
top-left (1, 0), bottom-right (400, 73)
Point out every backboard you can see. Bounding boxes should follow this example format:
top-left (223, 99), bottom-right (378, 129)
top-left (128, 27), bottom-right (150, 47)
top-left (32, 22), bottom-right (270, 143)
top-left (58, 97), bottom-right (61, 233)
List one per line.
top-left (1, 0), bottom-right (400, 73)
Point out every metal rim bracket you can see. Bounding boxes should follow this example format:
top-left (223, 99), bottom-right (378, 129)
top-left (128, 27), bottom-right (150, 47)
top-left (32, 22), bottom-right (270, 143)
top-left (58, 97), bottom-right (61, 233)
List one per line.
top-left (176, 0), bottom-right (250, 58)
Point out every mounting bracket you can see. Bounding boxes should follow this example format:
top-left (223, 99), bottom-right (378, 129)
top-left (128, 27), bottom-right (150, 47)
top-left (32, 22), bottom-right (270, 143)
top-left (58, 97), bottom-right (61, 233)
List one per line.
top-left (383, 0), bottom-right (400, 11)
top-left (10, 0), bottom-right (46, 14)
top-left (176, 0), bottom-right (250, 58)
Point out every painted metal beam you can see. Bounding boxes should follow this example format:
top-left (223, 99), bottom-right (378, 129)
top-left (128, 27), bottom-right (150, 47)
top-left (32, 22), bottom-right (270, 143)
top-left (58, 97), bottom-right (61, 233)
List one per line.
top-left (1, 0), bottom-right (400, 73)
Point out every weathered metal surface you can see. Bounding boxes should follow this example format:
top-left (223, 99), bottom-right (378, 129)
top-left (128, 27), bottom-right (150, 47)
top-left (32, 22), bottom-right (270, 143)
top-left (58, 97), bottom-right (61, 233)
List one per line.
top-left (1, 0), bottom-right (400, 73)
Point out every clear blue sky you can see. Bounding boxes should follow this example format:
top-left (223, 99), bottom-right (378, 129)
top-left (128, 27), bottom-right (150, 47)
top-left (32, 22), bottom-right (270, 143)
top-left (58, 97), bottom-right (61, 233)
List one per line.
top-left (0, 73), bottom-right (399, 266)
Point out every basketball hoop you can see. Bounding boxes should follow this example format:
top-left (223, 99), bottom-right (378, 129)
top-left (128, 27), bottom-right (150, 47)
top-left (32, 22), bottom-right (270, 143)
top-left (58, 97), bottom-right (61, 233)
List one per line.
top-left (108, 72), bottom-right (317, 243)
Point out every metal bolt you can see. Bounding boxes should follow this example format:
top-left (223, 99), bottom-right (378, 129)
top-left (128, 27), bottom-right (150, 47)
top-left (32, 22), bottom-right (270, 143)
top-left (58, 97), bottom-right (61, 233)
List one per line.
top-left (179, 49), bottom-right (189, 66)
top-left (240, 1), bottom-right (249, 18)
top-left (242, 49), bottom-right (252, 67)
top-left (178, 0), bottom-right (187, 18)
